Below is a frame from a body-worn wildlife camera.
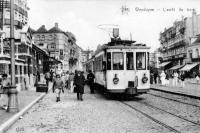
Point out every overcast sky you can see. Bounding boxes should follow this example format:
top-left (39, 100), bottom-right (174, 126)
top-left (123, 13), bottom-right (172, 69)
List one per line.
top-left (28, 0), bottom-right (200, 52)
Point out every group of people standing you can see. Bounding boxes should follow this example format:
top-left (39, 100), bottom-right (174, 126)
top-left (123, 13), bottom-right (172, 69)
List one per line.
top-left (45, 70), bottom-right (95, 102)
top-left (152, 70), bottom-right (186, 88)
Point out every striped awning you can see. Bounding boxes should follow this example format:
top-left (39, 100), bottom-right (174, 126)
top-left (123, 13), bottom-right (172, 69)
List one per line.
top-left (159, 61), bottom-right (171, 67)
top-left (180, 63), bottom-right (199, 71)
top-left (169, 65), bottom-right (185, 70)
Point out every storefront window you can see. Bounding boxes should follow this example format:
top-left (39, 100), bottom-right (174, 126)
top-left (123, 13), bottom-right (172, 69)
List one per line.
top-left (113, 52), bottom-right (124, 70)
top-left (126, 52), bottom-right (134, 70)
top-left (136, 52), bottom-right (146, 70)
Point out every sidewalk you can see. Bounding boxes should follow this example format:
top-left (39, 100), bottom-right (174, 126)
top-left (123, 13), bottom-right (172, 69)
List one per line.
top-left (151, 79), bottom-right (200, 98)
top-left (0, 90), bottom-right (42, 125)
top-left (0, 82), bottom-right (53, 132)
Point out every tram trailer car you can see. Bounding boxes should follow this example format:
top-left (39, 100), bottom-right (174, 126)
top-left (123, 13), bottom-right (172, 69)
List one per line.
top-left (88, 39), bottom-right (150, 96)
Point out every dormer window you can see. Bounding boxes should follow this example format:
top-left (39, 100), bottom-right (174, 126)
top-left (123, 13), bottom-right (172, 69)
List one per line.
top-left (38, 43), bottom-right (44, 47)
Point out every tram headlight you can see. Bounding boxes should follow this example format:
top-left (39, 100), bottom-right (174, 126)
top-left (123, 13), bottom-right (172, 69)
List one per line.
top-left (142, 73), bottom-right (148, 84)
top-left (113, 74), bottom-right (119, 84)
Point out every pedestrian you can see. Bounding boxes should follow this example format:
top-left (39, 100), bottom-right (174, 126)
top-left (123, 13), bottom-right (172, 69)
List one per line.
top-left (44, 71), bottom-right (51, 86)
top-left (52, 74), bottom-right (64, 102)
top-left (0, 74), bottom-right (11, 110)
top-left (87, 70), bottom-right (95, 94)
top-left (74, 70), bottom-right (85, 101)
top-left (180, 71), bottom-right (185, 88)
top-left (68, 72), bottom-right (75, 92)
top-left (37, 70), bottom-right (40, 82)
top-left (65, 71), bottom-right (69, 90)
top-left (50, 70), bottom-right (54, 82)
top-left (153, 72), bottom-right (158, 84)
top-left (165, 71), bottom-right (170, 86)
top-left (160, 70), bottom-right (166, 86)
top-left (61, 72), bottom-right (66, 90)
top-left (196, 74), bottom-right (200, 84)
top-left (174, 71), bottom-right (178, 86)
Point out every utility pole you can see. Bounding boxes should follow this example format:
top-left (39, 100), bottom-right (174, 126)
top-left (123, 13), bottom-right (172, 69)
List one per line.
top-left (7, 0), bottom-right (19, 112)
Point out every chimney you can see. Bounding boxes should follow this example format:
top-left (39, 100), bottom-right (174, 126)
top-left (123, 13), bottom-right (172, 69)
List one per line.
top-left (192, 9), bottom-right (197, 16)
top-left (55, 23), bottom-right (58, 28)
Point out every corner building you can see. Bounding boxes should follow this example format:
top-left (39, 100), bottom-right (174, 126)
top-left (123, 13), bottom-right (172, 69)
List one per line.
top-left (33, 23), bottom-right (81, 73)
top-left (159, 10), bottom-right (200, 71)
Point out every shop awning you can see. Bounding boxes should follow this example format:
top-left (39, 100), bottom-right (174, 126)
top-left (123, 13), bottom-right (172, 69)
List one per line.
top-left (180, 63), bottom-right (199, 71)
top-left (159, 61), bottom-right (171, 67)
top-left (169, 65), bottom-right (185, 70)
top-left (44, 57), bottom-right (62, 64)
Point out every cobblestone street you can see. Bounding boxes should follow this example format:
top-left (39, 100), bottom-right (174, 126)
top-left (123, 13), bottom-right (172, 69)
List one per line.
top-left (6, 86), bottom-right (168, 133)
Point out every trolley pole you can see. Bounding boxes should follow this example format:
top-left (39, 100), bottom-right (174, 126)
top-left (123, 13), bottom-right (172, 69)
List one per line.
top-left (7, 0), bottom-right (19, 112)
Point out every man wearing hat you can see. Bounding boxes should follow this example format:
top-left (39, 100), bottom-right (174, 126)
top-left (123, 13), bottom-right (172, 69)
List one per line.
top-left (74, 70), bottom-right (85, 101)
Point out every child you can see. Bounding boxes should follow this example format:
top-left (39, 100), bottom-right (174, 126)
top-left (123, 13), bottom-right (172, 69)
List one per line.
top-left (53, 74), bottom-right (64, 102)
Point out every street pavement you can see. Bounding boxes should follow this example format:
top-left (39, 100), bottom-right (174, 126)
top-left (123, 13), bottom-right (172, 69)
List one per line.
top-left (5, 85), bottom-right (167, 133)
top-left (0, 82), bottom-right (54, 133)
top-left (0, 90), bottom-right (42, 126)
top-left (151, 78), bottom-right (200, 98)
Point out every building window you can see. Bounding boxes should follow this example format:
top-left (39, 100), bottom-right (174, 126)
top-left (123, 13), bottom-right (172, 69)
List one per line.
top-left (189, 50), bottom-right (193, 58)
top-left (38, 43), bottom-right (44, 47)
top-left (60, 49), bottom-right (63, 55)
top-left (196, 49), bottom-right (199, 57)
top-left (41, 35), bottom-right (45, 41)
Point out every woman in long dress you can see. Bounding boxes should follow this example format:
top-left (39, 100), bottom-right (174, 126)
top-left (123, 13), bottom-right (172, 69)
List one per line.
top-left (160, 71), bottom-right (166, 86)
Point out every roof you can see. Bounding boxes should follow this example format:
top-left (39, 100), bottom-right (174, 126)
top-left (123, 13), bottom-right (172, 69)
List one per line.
top-left (29, 27), bottom-right (36, 33)
top-left (48, 26), bottom-right (64, 33)
top-left (180, 63), bottom-right (199, 71)
top-left (36, 25), bottom-right (48, 33)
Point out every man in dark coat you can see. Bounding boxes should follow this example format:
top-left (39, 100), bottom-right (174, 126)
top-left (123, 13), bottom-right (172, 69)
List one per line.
top-left (74, 70), bottom-right (85, 101)
top-left (87, 70), bottom-right (95, 94)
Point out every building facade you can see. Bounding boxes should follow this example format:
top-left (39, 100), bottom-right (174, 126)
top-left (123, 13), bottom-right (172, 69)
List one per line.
top-left (159, 10), bottom-right (200, 71)
top-left (33, 23), bottom-right (84, 73)
top-left (149, 49), bottom-right (161, 69)
top-left (0, 0), bottom-right (34, 91)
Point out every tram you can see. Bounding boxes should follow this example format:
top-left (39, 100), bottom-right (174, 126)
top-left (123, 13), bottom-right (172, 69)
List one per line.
top-left (86, 38), bottom-right (150, 95)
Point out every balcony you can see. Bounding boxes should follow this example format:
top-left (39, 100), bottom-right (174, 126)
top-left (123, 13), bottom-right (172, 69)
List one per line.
top-left (4, 19), bottom-right (23, 29)
top-left (168, 35), bottom-right (185, 49)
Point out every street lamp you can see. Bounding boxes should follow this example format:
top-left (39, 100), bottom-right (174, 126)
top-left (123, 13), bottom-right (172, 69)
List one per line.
top-left (7, 0), bottom-right (19, 112)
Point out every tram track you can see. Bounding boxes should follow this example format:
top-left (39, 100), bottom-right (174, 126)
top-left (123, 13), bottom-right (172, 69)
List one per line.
top-left (120, 100), bottom-right (200, 133)
top-left (147, 92), bottom-right (200, 108)
top-left (120, 101), bottom-right (181, 133)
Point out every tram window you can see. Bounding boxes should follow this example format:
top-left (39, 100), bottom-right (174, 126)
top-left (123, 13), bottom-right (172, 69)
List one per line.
top-left (147, 52), bottom-right (150, 70)
top-left (136, 52), bottom-right (146, 70)
top-left (126, 52), bottom-right (134, 70)
top-left (113, 52), bottom-right (124, 70)
top-left (107, 52), bottom-right (111, 70)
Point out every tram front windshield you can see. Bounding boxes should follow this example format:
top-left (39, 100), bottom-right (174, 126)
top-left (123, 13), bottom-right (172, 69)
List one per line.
top-left (136, 52), bottom-right (146, 70)
top-left (113, 52), bottom-right (124, 70)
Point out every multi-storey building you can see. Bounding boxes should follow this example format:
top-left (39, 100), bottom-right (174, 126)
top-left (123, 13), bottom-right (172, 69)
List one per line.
top-left (33, 23), bottom-right (82, 73)
top-left (0, 0), bottom-right (58, 91)
top-left (81, 49), bottom-right (94, 72)
top-left (159, 10), bottom-right (200, 72)
top-left (0, 0), bottom-right (34, 91)
top-left (149, 49), bottom-right (161, 69)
